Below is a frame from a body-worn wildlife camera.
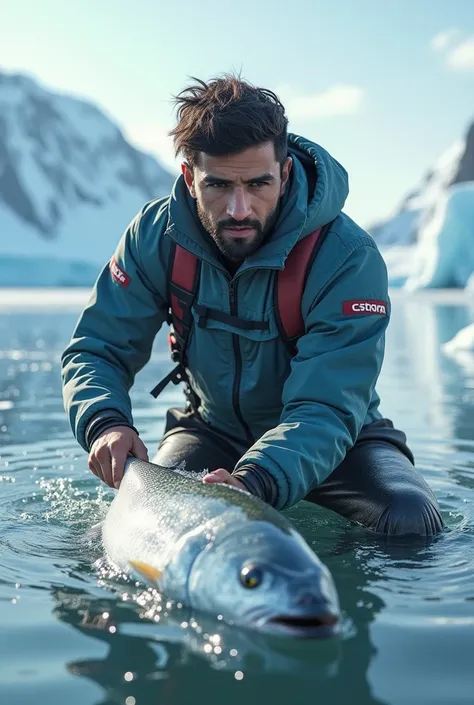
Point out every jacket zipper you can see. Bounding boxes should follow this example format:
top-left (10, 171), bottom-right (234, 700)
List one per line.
top-left (229, 279), bottom-right (253, 445)
top-left (165, 230), bottom-right (260, 443)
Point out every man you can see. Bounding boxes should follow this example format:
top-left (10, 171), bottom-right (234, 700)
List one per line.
top-left (61, 75), bottom-right (443, 537)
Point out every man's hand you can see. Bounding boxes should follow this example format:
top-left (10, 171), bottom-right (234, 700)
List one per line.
top-left (88, 426), bottom-right (149, 489)
top-left (202, 468), bottom-right (247, 491)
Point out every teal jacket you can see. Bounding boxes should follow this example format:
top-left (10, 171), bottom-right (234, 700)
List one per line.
top-left (61, 134), bottom-right (389, 510)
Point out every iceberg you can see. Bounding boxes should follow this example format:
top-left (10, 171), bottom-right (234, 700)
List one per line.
top-left (444, 323), bottom-right (474, 355)
top-left (405, 183), bottom-right (474, 290)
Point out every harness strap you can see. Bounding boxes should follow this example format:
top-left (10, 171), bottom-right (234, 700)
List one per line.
top-left (275, 223), bottom-right (331, 353)
top-left (150, 364), bottom-right (184, 399)
top-left (195, 304), bottom-right (269, 331)
top-left (149, 242), bottom-right (201, 401)
top-left (151, 222), bottom-right (333, 397)
top-left (169, 245), bottom-right (201, 338)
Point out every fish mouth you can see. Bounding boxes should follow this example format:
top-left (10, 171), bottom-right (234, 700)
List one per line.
top-left (263, 612), bottom-right (339, 638)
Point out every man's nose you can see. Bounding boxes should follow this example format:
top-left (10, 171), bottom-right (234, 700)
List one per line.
top-left (226, 188), bottom-right (252, 221)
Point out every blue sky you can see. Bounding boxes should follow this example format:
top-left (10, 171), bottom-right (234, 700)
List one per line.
top-left (1, 0), bottom-right (473, 226)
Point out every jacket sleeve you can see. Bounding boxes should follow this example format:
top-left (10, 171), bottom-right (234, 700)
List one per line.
top-left (234, 241), bottom-right (389, 510)
top-left (61, 206), bottom-right (169, 451)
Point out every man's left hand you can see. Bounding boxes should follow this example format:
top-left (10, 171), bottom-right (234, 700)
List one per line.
top-left (202, 468), bottom-right (247, 491)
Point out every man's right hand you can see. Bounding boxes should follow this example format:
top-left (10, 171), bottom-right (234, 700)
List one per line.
top-left (88, 426), bottom-right (149, 489)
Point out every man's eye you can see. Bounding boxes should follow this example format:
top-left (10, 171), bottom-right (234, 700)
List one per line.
top-left (249, 181), bottom-right (269, 188)
top-left (208, 183), bottom-right (227, 188)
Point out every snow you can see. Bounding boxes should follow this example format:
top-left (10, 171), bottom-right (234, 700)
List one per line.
top-left (54, 92), bottom-right (121, 145)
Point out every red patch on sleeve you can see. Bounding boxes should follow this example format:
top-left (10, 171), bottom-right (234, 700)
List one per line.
top-left (343, 300), bottom-right (388, 316)
top-left (110, 258), bottom-right (131, 287)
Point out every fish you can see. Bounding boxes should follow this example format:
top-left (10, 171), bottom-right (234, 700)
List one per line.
top-left (102, 457), bottom-right (340, 638)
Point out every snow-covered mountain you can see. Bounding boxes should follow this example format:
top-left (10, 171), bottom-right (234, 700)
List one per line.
top-left (0, 70), bottom-right (175, 286)
top-left (369, 120), bottom-right (474, 289)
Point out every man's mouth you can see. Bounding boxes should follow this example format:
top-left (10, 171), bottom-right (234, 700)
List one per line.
top-left (224, 226), bottom-right (256, 238)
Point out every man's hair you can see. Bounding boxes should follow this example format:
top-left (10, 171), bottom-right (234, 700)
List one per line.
top-left (169, 74), bottom-right (288, 167)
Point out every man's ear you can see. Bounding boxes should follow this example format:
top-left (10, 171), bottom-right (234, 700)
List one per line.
top-left (280, 156), bottom-right (292, 196)
top-left (181, 162), bottom-right (196, 198)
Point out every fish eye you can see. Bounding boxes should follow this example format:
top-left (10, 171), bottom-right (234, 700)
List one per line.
top-left (240, 565), bottom-right (263, 589)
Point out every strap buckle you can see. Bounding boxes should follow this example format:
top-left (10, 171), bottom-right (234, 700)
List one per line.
top-left (150, 364), bottom-right (184, 398)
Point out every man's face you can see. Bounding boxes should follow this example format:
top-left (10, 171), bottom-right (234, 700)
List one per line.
top-left (182, 142), bottom-right (292, 263)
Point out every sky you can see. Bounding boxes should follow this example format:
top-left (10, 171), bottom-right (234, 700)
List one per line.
top-left (1, 0), bottom-right (474, 227)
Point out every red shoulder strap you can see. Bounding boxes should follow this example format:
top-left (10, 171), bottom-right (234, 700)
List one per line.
top-left (276, 226), bottom-right (328, 345)
top-left (150, 243), bottom-right (200, 399)
top-left (169, 244), bottom-right (200, 337)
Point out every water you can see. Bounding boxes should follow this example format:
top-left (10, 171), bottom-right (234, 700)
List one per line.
top-left (0, 289), bottom-right (473, 705)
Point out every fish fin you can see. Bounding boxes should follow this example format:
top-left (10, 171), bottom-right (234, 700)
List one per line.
top-left (129, 560), bottom-right (163, 583)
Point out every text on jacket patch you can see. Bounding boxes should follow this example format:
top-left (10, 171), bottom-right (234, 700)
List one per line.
top-left (110, 258), bottom-right (131, 287)
top-left (342, 300), bottom-right (387, 315)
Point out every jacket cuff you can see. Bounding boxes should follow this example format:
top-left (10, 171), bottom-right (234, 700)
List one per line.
top-left (85, 410), bottom-right (137, 451)
top-left (232, 464), bottom-right (279, 506)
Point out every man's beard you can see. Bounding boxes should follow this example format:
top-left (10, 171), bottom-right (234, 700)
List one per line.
top-left (197, 201), bottom-right (279, 262)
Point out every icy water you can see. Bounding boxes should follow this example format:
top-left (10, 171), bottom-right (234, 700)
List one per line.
top-left (0, 289), bottom-right (474, 705)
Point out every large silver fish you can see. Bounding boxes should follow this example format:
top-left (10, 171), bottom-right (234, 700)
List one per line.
top-left (102, 457), bottom-right (340, 638)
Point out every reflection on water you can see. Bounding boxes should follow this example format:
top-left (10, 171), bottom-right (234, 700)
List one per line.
top-left (52, 585), bottom-right (343, 705)
top-left (1, 290), bottom-right (474, 705)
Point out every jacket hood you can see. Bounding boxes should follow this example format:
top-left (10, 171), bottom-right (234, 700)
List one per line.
top-left (166, 133), bottom-right (349, 270)
top-left (287, 133), bottom-right (349, 236)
